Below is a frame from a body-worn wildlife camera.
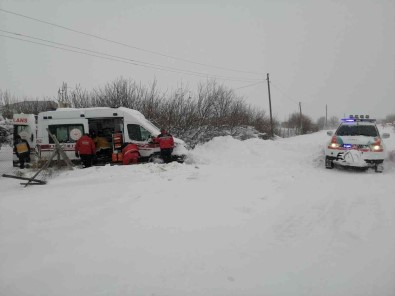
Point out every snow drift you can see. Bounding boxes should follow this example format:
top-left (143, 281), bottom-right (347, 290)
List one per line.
top-left (0, 128), bottom-right (395, 296)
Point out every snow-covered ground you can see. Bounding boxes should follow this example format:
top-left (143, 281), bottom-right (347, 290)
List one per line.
top-left (1, 128), bottom-right (395, 296)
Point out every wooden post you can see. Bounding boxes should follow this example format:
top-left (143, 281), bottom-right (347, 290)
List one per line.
top-left (24, 148), bottom-right (58, 187)
top-left (325, 104), bottom-right (328, 129)
top-left (23, 129), bottom-right (73, 187)
top-left (266, 73), bottom-right (274, 138)
top-left (299, 102), bottom-right (303, 134)
top-left (46, 128), bottom-right (73, 169)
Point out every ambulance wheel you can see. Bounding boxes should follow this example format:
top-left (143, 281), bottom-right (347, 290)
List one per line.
top-left (325, 156), bottom-right (334, 169)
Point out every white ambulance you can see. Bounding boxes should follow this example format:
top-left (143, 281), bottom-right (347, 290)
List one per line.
top-left (34, 107), bottom-right (186, 163)
top-left (12, 113), bottom-right (37, 167)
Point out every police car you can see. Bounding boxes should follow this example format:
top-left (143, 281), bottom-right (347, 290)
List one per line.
top-left (325, 115), bottom-right (390, 172)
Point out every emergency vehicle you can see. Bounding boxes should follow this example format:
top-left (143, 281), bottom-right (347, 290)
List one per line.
top-left (12, 114), bottom-right (37, 167)
top-left (325, 115), bottom-right (390, 172)
top-left (14, 107), bottom-right (186, 165)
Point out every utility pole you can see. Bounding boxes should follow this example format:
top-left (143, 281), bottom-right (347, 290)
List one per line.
top-left (325, 104), bottom-right (328, 129)
top-left (266, 73), bottom-right (274, 138)
top-left (299, 101), bottom-right (303, 134)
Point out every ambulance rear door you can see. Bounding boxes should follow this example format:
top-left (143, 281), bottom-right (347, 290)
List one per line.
top-left (13, 114), bottom-right (37, 149)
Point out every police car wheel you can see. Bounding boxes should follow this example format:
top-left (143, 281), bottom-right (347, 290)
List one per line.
top-left (374, 163), bottom-right (383, 173)
top-left (325, 156), bottom-right (334, 169)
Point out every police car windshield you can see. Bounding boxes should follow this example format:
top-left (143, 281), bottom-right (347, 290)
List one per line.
top-left (336, 125), bottom-right (378, 137)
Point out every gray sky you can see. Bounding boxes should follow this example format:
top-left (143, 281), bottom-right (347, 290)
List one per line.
top-left (1, 0), bottom-right (394, 121)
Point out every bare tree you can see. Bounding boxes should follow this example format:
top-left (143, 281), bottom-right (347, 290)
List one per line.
top-left (285, 112), bottom-right (317, 134)
top-left (0, 90), bottom-right (14, 119)
top-left (4, 77), bottom-right (277, 147)
top-left (385, 114), bottom-right (395, 123)
top-left (57, 82), bottom-right (72, 108)
top-left (327, 116), bottom-right (339, 129)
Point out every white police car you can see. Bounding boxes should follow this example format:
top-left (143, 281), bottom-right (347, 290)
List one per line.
top-left (325, 115), bottom-right (390, 172)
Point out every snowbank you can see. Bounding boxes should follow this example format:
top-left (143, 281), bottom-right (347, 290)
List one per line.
top-left (1, 130), bottom-right (395, 296)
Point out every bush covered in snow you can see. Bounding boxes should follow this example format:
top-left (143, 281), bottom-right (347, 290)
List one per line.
top-left (0, 120), bottom-right (12, 147)
top-left (2, 79), bottom-right (278, 147)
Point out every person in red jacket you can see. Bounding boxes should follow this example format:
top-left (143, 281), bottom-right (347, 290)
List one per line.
top-left (122, 143), bottom-right (140, 165)
top-left (75, 133), bottom-right (96, 168)
top-left (154, 128), bottom-right (174, 163)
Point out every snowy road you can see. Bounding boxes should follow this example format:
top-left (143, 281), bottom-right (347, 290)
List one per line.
top-left (1, 128), bottom-right (395, 296)
top-left (0, 145), bottom-right (12, 173)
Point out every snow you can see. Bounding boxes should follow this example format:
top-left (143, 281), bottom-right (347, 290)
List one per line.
top-left (1, 127), bottom-right (395, 296)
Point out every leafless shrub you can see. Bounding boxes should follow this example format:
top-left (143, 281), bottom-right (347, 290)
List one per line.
top-left (316, 116), bottom-right (339, 130)
top-left (285, 112), bottom-right (318, 134)
top-left (385, 114), bottom-right (395, 123)
top-left (2, 78), bottom-right (278, 147)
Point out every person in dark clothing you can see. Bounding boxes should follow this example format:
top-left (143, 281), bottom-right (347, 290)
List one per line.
top-left (75, 133), bottom-right (96, 168)
top-left (13, 134), bottom-right (31, 169)
top-left (154, 128), bottom-right (174, 163)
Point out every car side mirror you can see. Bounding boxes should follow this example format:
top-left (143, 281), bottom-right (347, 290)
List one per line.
top-left (327, 131), bottom-right (333, 136)
top-left (382, 133), bottom-right (390, 139)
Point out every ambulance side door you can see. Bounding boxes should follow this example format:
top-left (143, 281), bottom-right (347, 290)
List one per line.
top-left (125, 123), bottom-right (159, 157)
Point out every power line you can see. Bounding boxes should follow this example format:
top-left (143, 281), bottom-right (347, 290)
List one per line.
top-left (0, 8), bottom-right (265, 76)
top-left (0, 33), bottom-right (257, 82)
top-left (269, 81), bottom-right (299, 105)
top-left (0, 34), bottom-right (135, 65)
top-left (0, 33), bottom-right (264, 83)
top-left (0, 29), bottom-right (262, 82)
top-left (234, 81), bottom-right (264, 90)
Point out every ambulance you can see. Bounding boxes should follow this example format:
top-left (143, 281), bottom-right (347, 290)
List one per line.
top-left (33, 107), bottom-right (186, 163)
top-left (12, 113), bottom-right (37, 167)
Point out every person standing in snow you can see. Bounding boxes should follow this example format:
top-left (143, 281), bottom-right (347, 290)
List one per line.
top-left (75, 133), bottom-right (96, 168)
top-left (94, 133), bottom-right (110, 150)
top-left (93, 131), bottom-right (111, 159)
top-left (154, 128), bottom-right (174, 163)
top-left (13, 134), bottom-right (31, 169)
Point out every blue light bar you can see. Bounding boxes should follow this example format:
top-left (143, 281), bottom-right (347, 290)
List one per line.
top-left (341, 117), bottom-right (376, 123)
top-left (343, 144), bottom-right (352, 148)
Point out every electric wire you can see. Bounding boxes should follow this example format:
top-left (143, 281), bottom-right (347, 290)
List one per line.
top-left (270, 81), bottom-right (299, 105)
top-left (0, 33), bottom-right (265, 83)
top-left (234, 81), bottom-right (264, 90)
top-left (0, 8), bottom-right (265, 76)
top-left (0, 29), bottom-right (262, 82)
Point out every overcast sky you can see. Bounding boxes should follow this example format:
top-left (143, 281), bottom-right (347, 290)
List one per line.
top-left (1, 0), bottom-right (394, 121)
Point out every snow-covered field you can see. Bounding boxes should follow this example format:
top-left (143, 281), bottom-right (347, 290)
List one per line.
top-left (1, 128), bottom-right (395, 296)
